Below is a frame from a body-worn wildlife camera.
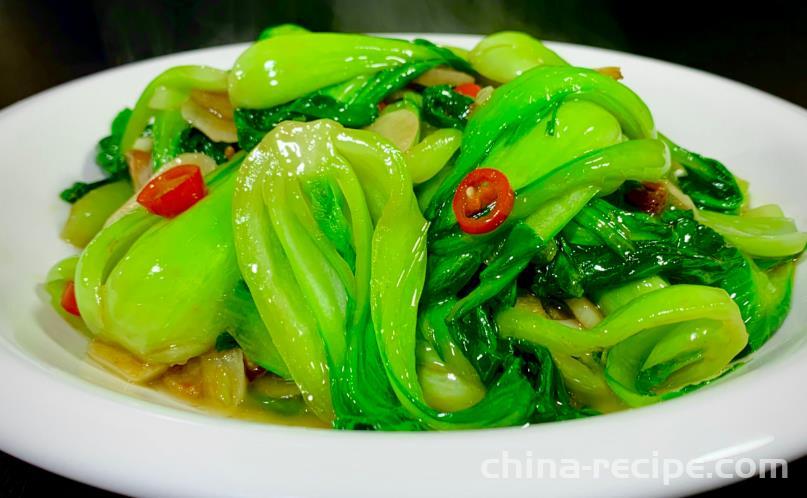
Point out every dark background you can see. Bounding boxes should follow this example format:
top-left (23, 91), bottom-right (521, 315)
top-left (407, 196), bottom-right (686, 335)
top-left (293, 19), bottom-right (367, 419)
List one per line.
top-left (0, 0), bottom-right (805, 495)
top-left (1, 0), bottom-right (806, 109)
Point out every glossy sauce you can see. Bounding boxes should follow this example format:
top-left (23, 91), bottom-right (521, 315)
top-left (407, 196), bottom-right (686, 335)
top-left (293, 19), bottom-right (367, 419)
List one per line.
top-left (152, 380), bottom-right (329, 428)
top-left (151, 360), bottom-right (329, 428)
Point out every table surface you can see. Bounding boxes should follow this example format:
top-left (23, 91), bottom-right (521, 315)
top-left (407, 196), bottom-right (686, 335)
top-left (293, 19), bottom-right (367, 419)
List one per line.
top-left (0, 0), bottom-right (804, 495)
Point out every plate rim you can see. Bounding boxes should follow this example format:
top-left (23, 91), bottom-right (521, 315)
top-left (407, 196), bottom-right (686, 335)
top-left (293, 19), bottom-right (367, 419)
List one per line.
top-left (1, 34), bottom-right (806, 497)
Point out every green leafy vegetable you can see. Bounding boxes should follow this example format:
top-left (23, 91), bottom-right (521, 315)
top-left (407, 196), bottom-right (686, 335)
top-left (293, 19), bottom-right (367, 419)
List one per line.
top-left (48, 29), bottom-right (805, 431)
top-left (532, 200), bottom-right (797, 351)
top-left (96, 108), bottom-right (133, 177)
top-left (257, 23), bottom-right (310, 40)
top-left (150, 109), bottom-right (188, 168)
top-left (229, 33), bottom-right (473, 149)
top-left (74, 156), bottom-right (247, 364)
top-left (60, 177), bottom-right (118, 204)
top-left (60, 180), bottom-right (132, 247)
top-left (121, 65), bottom-right (229, 153)
top-left (497, 284), bottom-right (747, 406)
top-left (661, 134), bottom-right (744, 214)
top-left (404, 128), bottom-right (463, 184)
top-left (469, 31), bottom-right (567, 83)
top-left (697, 208), bottom-right (807, 258)
top-left (233, 60), bottom-right (442, 150)
top-left (421, 85), bottom-right (475, 129)
top-left (424, 65), bottom-right (656, 225)
top-left (215, 332), bottom-right (238, 351)
top-left (61, 108), bottom-right (133, 204)
top-left (175, 127), bottom-right (232, 164)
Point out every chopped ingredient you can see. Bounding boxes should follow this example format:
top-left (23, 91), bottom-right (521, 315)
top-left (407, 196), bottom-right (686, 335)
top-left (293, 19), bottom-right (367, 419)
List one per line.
top-left (452, 168), bottom-right (515, 234)
top-left (626, 181), bottom-right (668, 214)
top-left (454, 82), bottom-right (482, 99)
top-left (60, 281), bottom-right (80, 317)
top-left (137, 165), bottom-right (206, 218)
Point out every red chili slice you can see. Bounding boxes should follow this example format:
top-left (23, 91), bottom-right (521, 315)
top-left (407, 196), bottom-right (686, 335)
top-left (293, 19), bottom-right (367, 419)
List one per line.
top-left (61, 281), bottom-right (81, 317)
top-left (454, 83), bottom-right (482, 99)
top-left (137, 165), bottom-right (206, 218)
top-left (626, 181), bottom-right (667, 215)
top-left (453, 168), bottom-right (515, 234)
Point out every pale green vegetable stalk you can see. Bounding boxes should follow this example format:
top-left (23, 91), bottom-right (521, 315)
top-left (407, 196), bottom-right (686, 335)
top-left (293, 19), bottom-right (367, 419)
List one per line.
top-left (405, 128), bottom-right (462, 184)
top-left (74, 158), bottom-right (244, 364)
top-left (44, 256), bottom-right (87, 333)
top-left (61, 180), bottom-right (132, 248)
top-left (514, 138), bottom-right (670, 218)
top-left (426, 65), bottom-right (657, 226)
top-left (151, 109), bottom-right (190, 168)
top-left (469, 31), bottom-right (567, 83)
top-left (697, 208), bottom-right (807, 258)
top-left (416, 298), bottom-right (487, 411)
top-left (484, 101), bottom-right (623, 190)
top-left (496, 283), bottom-right (747, 406)
top-left (121, 65), bottom-right (229, 152)
top-left (229, 34), bottom-right (445, 109)
top-left (231, 119), bottom-right (523, 428)
top-left (417, 342), bottom-right (485, 412)
top-left (232, 120), bottom-right (399, 421)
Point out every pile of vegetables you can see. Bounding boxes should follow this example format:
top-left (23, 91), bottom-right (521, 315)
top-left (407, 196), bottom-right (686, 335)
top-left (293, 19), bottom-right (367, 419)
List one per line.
top-left (48, 28), bottom-right (806, 429)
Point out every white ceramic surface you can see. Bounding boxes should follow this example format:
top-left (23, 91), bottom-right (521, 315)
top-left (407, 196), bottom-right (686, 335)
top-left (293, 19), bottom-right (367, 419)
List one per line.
top-left (0, 34), bottom-right (805, 497)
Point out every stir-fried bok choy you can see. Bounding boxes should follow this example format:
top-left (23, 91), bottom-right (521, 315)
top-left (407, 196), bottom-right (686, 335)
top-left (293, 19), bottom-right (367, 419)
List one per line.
top-left (48, 27), bottom-right (805, 429)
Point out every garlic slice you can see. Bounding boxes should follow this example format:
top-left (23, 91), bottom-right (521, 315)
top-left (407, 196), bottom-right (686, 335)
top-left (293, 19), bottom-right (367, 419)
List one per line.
top-left (88, 340), bottom-right (168, 383)
top-left (414, 66), bottom-right (474, 87)
top-left (181, 91), bottom-right (238, 144)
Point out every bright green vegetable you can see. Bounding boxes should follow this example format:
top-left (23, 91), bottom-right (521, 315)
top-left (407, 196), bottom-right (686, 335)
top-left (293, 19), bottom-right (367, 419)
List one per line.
top-left (47, 29), bottom-right (805, 431)
top-left (404, 128), bottom-right (462, 184)
top-left (417, 342), bottom-right (486, 412)
top-left (480, 101), bottom-right (622, 189)
top-left (44, 256), bottom-right (87, 333)
top-left (232, 119), bottom-right (545, 429)
top-left (513, 139), bottom-right (669, 217)
top-left (60, 109), bottom-right (132, 203)
top-left (232, 61), bottom-right (439, 150)
top-left (233, 120), bottom-right (362, 422)
top-left (60, 177), bottom-right (118, 204)
top-left (218, 280), bottom-right (290, 377)
top-left (421, 85), bottom-right (475, 129)
top-left (425, 65), bottom-right (655, 224)
top-left (230, 34), bottom-right (472, 150)
top-left (150, 109), bottom-right (189, 168)
top-left (74, 156), bottom-right (246, 364)
top-left (60, 180), bottom-right (132, 247)
top-left (233, 119), bottom-right (427, 424)
top-left (424, 66), bottom-right (663, 320)
top-left (96, 108), bottom-right (134, 176)
top-left (229, 34), bottom-right (458, 109)
top-left (531, 199), bottom-right (796, 352)
top-left (661, 134), bottom-right (745, 214)
top-left (697, 208), bottom-right (807, 258)
top-left (121, 65), bottom-right (229, 153)
top-left (469, 31), bottom-right (567, 83)
top-left (727, 259), bottom-right (796, 352)
top-left (497, 284), bottom-right (747, 406)
top-left (257, 23), bottom-right (310, 40)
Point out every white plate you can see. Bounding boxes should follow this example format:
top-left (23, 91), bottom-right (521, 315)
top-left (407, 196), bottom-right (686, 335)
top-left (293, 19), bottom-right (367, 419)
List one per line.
top-left (0, 34), bottom-right (805, 497)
